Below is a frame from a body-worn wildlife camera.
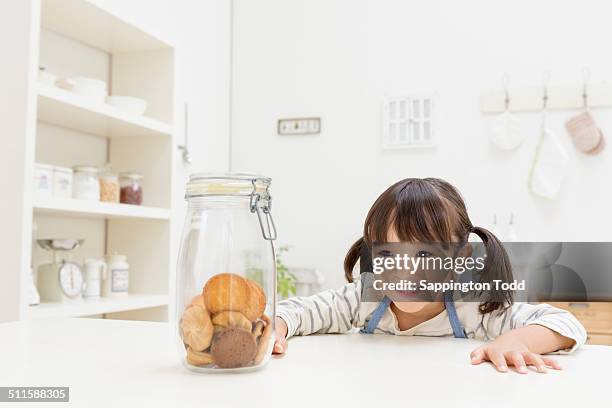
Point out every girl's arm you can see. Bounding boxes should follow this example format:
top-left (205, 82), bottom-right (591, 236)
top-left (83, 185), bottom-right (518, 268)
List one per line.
top-left (470, 303), bottom-right (587, 373)
top-left (273, 281), bottom-right (361, 352)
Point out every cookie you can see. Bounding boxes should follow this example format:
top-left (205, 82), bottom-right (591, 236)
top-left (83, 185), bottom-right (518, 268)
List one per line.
top-left (203, 273), bottom-right (251, 316)
top-left (254, 314), bottom-right (273, 365)
top-left (180, 305), bottom-right (214, 352)
top-left (244, 279), bottom-right (266, 321)
top-left (186, 347), bottom-right (214, 366)
top-left (189, 294), bottom-right (205, 308)
top-left (212, 310), bottom-right (252, 331)
top-left (211, 327), bottom-right (257, 368)
top-left (252, 320), bottom-right (265, 338)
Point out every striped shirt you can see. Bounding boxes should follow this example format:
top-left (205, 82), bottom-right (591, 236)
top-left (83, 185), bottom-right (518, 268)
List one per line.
top-left (277, 280), bottom-right (587, 353)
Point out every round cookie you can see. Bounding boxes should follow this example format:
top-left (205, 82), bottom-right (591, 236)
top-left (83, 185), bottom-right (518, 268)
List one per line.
top-left (180, 305), bottom-right (213, 352)
top-left (203, 273), bottom-right (250, 315)
top-left (212, 310), bottom-right (252, 331)
top-left (244, 279), bottom-right (266, 321)
top-left (211, 327), bottom-right (257, 368)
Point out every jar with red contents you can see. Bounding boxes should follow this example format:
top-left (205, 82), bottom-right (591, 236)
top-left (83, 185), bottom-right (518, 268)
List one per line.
top-left (119, 172), bottom-right (143, 205)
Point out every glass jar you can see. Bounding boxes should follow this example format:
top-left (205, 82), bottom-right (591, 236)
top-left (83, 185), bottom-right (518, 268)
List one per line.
top-left (175, 173), bottom-right (277, 372)
top-left (100, 172), bottom-right (119, 203)
top-left (119, 172), bottom-right (143, 205)
top-left (72, 166), bottom-right (100, 201)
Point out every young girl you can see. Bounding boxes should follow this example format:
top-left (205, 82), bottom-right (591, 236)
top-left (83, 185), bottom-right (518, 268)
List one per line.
top-left (273, 178), bottom-right (586, 374)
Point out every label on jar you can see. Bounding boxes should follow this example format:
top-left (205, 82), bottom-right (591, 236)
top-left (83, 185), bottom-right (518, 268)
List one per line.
top-left (37, 174), bottom-right (50, 189)
top-left (111, 269), bottom-right (129, 292)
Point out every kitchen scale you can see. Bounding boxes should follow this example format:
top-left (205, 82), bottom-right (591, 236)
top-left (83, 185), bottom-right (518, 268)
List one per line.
top-left (37, 239), bottom-right (85, 302)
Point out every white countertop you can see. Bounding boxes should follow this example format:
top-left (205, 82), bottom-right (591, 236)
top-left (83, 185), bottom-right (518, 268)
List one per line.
top-left (0, 318), bottom-right (610, 408)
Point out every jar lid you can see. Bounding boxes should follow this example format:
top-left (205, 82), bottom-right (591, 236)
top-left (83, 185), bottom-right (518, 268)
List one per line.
top-left (119, 172), bottom-right (143, 180)
top-left (35, 163), bottom-right (54, 170)
top-left (53, 165), bottom-right (73, 174)
top-left (73, 165), bottom-right (99, 174)
top-left (105, 252), bottom-right (127, 262)
top-left (185, 172), bottom-right (271, 198)
top-left (100, 173), bottom-right (118, 180)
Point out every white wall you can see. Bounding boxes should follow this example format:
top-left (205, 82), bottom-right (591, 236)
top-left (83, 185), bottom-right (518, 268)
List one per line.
top-left (231, 0), bottom-right (612, 290)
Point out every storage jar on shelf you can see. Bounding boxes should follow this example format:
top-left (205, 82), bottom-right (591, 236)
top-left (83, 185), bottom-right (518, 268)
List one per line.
top-left (72, 166), bottom-right (100, 201)
top-left (119, 172), bottom-right (143, 205)
top-left (34, 163), bottom-right (53, 199)
top-left (102, 253), bottom-right (129, 297)
top-left (99, 172), bottom-right (119, 203)
top-left (175, 173), bottom-right (277, 372)
top-left (52, 166), bottom-right (73, 199)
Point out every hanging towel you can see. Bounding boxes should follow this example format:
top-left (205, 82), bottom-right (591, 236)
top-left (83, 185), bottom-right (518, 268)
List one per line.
top-left (529, 115), bottom-right (570, 200)
top-left (489, 111), bottom-right (524, 150)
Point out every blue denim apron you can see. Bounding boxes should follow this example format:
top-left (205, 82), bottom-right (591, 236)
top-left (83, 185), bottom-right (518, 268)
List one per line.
top-left (360, 291), bottom-right (467, 338)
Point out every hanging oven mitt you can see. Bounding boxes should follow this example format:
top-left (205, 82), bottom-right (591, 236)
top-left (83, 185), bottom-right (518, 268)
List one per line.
top-left (565, 111), bottom-right (606, 155)
top-left (528, 113), bottom-right (570, 199)
top-left (489, 111), bottom-right (524, 150)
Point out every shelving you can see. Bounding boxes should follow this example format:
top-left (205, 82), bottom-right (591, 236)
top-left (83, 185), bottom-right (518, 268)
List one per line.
top-left (27, 294), bottom-right (170, 319)
top-left (33, 197), bottom-right (171, 220)
top-left (0, 0), bottom-right (178, 323)
top-left (37, 84), bottom-right (173, 139)
top-left (41, 0), bottom-right (172, 53)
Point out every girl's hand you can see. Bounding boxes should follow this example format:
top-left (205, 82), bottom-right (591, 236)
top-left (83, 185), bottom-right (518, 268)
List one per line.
top-left (470, 333), bottom-right (562, 374)
top-left (272, 317), bottom-right (288, 355)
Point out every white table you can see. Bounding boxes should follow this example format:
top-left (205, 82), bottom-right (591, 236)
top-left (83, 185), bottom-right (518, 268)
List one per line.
top-left (0, 318), bottom-right (610, 407)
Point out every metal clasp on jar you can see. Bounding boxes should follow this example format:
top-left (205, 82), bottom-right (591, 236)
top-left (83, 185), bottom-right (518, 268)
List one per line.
top-left (249, 179), bottom-right (277, 240)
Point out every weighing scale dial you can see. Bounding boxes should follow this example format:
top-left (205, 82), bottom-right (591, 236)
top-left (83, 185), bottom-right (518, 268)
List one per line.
top-left (58, 262), bottom-right (84, 298)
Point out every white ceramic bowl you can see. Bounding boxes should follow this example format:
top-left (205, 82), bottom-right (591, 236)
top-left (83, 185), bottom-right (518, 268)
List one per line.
top-left (38, 71), bottom-right (57, 87)
top-left (106, 96), bottom-right (148, 116)
top-left (56, 77), bottom-right (107, 102)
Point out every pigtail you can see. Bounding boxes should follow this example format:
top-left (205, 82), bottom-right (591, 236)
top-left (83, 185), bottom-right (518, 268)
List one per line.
top-left (344, 237), bottom-right (364, 283)
top-left (471, 226), bottom-right (514, 313)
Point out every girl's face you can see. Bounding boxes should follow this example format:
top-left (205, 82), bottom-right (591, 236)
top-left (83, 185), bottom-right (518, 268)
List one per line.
top-left (385, 228), bottom-right (434, 313)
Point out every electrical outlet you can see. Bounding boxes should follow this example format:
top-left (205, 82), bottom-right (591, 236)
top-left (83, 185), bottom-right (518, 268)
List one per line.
top-left (278, 117), bottom-right (321, 135)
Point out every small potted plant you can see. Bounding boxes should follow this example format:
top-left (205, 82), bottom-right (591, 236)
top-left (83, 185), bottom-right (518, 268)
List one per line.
top-left (245, 245), bottom-right (297, 300)
top-left (276, 245), bottom-right (297, 300)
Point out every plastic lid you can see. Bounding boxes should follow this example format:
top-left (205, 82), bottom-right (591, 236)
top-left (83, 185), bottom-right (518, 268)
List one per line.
top-left (185, 172), bottom-right (271, 198)
top-left (53, 165), bottom-right (73, 173)
top-left (119, 172), bottom-right (143, 180)
top-left (73, 165), bottom-right (99, 174)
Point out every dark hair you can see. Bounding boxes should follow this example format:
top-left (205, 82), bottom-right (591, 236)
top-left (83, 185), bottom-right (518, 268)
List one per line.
top-left (344, 178), bottom-right (513, 314)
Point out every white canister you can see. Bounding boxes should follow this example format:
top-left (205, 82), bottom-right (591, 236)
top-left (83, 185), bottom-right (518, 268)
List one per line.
top-left (34, 163), bottom-right (54, 199)
top-left (73, 166), bottom-right (100, 200)
top-left (53, 166), bottom-right (73, 199)
top-left (83, 258), bottom-right (105, 299)
top-left (102, 253), bottom-right (129, 297)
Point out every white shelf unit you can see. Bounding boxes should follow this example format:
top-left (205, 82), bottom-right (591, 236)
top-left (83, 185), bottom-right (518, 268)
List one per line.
top-left (33, 198), bottom-right (171, 220)
top-left (37, 84), bottom-right (174, 139)
top-left (0, 0), bottom-right (178, 322)
top-left (27, 294), bottom-right (170, 319)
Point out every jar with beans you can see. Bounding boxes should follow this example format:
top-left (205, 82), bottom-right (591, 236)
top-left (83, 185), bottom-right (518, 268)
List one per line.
top-left (100, 171), bottom-right (119, 203)
top-left (119, 172), bottom-right (143, 205)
